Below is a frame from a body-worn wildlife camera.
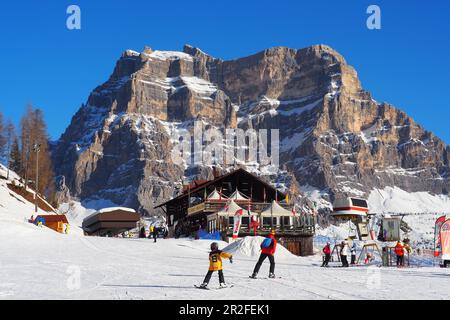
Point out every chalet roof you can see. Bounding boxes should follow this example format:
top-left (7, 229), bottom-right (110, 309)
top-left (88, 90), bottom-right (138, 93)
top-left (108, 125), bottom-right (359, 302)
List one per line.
top-left (261, 201), bottom-right (293, 217)
top-left (36, 215), bottom-right (69, 223)
top-left (154, 168), bottom-right (285, 209)
top-left (84, 207), bottom-right (137, 221)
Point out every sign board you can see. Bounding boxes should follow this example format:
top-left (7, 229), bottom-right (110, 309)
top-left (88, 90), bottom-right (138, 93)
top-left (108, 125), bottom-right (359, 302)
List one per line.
top-left (440, 219), bottom-right (450, 260)
top-left (382, 218), bottom-right (401, 241)
top-left (357, 223), bottom-right (369, 240)
top-left (187, 202), bottom-right (205, 216)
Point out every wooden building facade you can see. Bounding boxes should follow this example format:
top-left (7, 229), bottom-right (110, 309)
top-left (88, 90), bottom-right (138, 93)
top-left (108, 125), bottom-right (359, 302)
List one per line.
top-left (155, 169), bottom-right (315, 256)
top-left (82, 208), bottom-right (140, 237)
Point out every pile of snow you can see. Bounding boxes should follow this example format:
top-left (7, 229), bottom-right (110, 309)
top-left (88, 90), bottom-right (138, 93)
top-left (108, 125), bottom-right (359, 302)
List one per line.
top-left (368, 187), bottom-right (450, 214)
top-left (223, 236), bottom-right (296, 261)
top-left (315, 221), bottom-right (359, 244)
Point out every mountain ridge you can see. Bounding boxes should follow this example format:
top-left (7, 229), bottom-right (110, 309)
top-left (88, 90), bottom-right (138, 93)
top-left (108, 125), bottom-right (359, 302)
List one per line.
top-left (52, 44), bottom-right (450, 215)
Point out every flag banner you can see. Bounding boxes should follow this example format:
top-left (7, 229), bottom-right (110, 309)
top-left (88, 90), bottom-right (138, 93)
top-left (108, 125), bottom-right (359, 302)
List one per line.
top-left (434, 215), bottom-right (447, 257)
top-left (232, 209), bottom-right (244, 239)
top-left (440, 219), bottom-right (450, 260)
top-left (250, 215), bottom-right (259, 236)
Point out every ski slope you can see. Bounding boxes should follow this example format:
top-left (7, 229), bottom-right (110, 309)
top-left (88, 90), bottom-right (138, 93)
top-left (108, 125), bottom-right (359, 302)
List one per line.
top-left (1, 221), bottom-right (449, 300)
top-left (1, 165), bottom-right (449, 300)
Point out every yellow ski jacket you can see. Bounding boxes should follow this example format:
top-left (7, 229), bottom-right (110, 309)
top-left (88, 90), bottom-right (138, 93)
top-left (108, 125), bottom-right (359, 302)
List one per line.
top-left (208, 250), bottom-right (232, 271)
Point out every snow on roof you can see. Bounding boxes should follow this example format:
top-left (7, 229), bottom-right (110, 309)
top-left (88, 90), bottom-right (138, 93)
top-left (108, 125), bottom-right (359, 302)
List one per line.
top-left (260, 201), bottom-right (293, 217)
top-left (148, 50), bottom-right (194, 62)
top-left (96, 207), bottom-right (136, 214)
top-left (83, 207), bottom-right (137, 221)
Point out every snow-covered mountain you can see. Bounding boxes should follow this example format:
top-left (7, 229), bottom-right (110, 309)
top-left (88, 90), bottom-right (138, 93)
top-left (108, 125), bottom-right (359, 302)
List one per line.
top-left (51, 44), bottom-right (450, 215)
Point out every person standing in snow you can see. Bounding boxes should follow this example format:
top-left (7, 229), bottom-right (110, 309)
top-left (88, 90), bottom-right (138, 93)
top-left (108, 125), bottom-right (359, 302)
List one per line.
top-left (250, 230), bottom-right (277, 278)
top-left (322, 242), bottom-right (331, 267)
top-left (199, 242), bottom-right (233, 289)
top-left (340, 241), bottom-right (349, 267)
top-left (350, 241), bottom-right (357, 265)
top-left (151, 224), bottom-right (158, 243)
top-left (394, 241), bottom-right (405, 267)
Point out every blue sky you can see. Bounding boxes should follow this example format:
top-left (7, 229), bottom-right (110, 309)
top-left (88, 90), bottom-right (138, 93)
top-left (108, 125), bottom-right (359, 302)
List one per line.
top-left (0, 0), bottom-right (449, 143)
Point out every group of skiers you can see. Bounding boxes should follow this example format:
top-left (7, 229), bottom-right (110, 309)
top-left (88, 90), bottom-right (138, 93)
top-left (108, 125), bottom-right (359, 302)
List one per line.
top-left (198, 230), bottom-right (277, 289)
top-left (321, 240), bottom-right (357, 267)
top-left (322, 239), bottom-right (413, 268)
top-left (138, 224), bottom-right (169, 242)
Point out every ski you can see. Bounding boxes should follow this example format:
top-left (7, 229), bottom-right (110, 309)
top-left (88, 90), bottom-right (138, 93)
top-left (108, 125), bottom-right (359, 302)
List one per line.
top-left (194, 285), bottom-right (209, 290)
top-left (194, 284), bottom-right (234, 290)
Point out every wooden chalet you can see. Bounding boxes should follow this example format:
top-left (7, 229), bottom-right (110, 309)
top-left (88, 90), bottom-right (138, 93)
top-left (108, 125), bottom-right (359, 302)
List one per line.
top-left (82, 207), bottom-right (140, 237)
top-left (155, 168), bottom-right (315, 255)
top-left (35, 215), bottom-right (69, 234)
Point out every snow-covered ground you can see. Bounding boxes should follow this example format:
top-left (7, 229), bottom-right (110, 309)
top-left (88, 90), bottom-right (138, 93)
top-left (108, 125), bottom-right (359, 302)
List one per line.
top-left (1, 165), bottom-right (449, 300)
top-left (1, 220), bottom-right (449, 300)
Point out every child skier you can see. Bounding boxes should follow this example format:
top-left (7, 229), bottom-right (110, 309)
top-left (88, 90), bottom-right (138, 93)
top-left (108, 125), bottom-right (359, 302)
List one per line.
top-left (198, 242), bottom-right (233, 289)
top-left (250, 230), bottom-right (277, 278)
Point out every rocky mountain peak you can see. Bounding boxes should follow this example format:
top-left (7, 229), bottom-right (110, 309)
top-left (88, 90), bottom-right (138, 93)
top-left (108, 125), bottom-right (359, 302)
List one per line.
top-left (52, 44), bottom-right (449, 215)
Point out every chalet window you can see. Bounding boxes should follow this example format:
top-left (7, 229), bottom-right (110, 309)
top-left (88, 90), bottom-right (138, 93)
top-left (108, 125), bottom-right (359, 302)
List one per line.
top-left (263, 217), bottom-right (277, 227)
top-left (282, 216), bottom-right (291, 226)
top-left (241, 217), bottom-right (250, 226)
top-left (228, 217), bottom-right (234, 226)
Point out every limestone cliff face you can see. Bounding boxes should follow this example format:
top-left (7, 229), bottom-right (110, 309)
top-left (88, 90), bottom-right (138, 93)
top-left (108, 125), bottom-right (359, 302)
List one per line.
top-left (52, 44), bottom-right (450, 215)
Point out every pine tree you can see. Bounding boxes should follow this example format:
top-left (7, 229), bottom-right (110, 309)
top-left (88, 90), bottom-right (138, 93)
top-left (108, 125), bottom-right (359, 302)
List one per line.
top-left (9, 136), bottom-right (21, 174)
top-left (4, 119), bottom-right (17, 179)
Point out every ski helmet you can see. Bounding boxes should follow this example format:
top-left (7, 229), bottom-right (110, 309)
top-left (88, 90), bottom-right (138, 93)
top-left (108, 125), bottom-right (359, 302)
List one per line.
top-left (210, 242), bottom-right (219, 251)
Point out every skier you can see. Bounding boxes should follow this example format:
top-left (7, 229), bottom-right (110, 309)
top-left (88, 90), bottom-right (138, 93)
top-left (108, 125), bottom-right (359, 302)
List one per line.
top-left (152, 224), bottom-right (158, 243)
top-left (139, 226), bottom-right (146, 238)
top-left (250, 230), bottom-right (277, 278)
top-left (394, 241), bottom-right (405, 267)
top-left (350, 241), bottom-right (357, 265)
top-left (198, 242), bottom-right (233, 289)
top-left (340, 241), bottom-right (349, 267)
top-left (321, 242), bottom-right (331, 267)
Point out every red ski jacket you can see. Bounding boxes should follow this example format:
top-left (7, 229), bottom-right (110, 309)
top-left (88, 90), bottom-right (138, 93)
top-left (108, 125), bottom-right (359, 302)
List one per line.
top-left (261, 234), bottom-right (277, 255)
top-left (394, 243), bottom-right (404, 256)
top-left (323, 245), bottom-right (331, 255)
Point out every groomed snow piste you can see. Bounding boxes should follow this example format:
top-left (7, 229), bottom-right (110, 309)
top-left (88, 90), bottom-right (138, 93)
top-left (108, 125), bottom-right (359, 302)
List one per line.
top-left (1, 165), bottom-right (449, 300)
